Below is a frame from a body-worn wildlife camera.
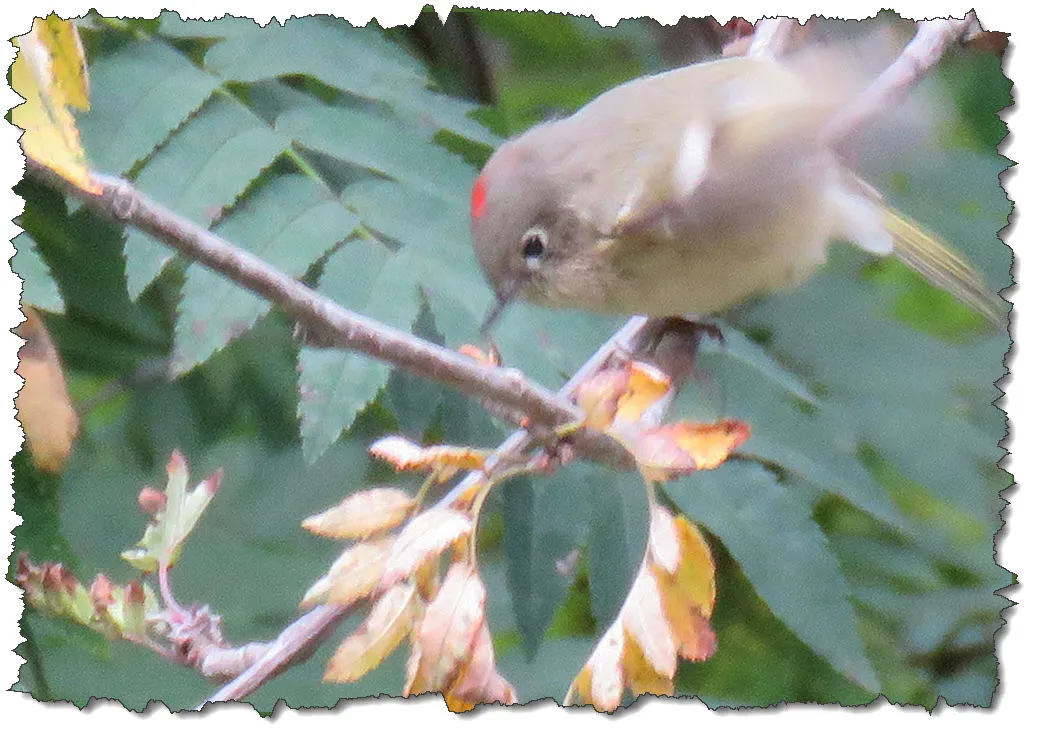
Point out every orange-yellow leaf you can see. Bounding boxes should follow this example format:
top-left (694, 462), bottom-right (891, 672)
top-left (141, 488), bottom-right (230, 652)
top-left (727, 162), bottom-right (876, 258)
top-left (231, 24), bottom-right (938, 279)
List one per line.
top-left (15, 307), bottom-right (79, 474)
top-left (11, 18), bottom-right (98, 194)
top-left (414, 563), bottom-right (487, 693)
top-left (648, 505), bottom-right (680, 574)
top-left (446, 620), bottom-right (516, 710)
top-left (324, 583), bottom-right (417, 683)
top-left (673, 516), bottom-right (717, 617)
top-left (458, 344), bottom-right (501, 367)
top-left (652, 516), bottom-right (718, 662)
top-left (621, 564), bottom-right (676, 679)
top-left (302, 488), bottom-right (414, 540)
top-left (300, 539), bottom-right (393, 609)
top-left (381, 509), bottom-right (473, 588)
top-left (654, 572), bottom-right (718, 663)
top-left (614, 361), bottom-right (672, 423)
top-left (634, 419), bottom-right (750, 481)
top-left (622, 632), bottom-right (675, 699)
top-left (574, 367), bottom-right (629, 432)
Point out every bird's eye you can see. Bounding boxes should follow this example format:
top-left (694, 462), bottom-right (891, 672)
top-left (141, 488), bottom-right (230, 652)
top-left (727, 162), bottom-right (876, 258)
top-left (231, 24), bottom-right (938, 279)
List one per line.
top-left (522, 228), bottom-right (547, 268)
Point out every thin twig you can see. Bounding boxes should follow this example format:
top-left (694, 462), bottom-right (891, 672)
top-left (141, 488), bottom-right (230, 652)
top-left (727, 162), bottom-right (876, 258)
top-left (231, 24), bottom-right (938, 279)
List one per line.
top-left (824, 12), bottom-right (983, 146)
top-left (24, 162), bottom-right (630, 468)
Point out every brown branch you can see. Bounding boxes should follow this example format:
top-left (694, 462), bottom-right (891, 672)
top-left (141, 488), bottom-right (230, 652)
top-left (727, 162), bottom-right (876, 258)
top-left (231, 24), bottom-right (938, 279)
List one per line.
top-left (24, 161), bottom-right (635, 469)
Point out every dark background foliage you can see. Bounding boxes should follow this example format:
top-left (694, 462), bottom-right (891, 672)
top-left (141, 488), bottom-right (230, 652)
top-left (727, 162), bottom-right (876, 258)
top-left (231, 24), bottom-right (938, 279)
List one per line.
top-left (11, 9), bottom-right (1011, 710)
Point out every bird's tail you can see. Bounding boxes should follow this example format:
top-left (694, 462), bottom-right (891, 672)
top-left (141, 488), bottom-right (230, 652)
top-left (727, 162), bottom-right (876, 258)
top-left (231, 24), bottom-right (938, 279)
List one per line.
top-left (882, 205), bottom-right (1006, 328)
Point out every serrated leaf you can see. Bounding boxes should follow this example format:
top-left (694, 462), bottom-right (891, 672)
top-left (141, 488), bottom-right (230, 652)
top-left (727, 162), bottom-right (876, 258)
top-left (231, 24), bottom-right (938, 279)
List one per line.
top-left (173, 174), bottom-right (356, 372)
top-left (12, 234), bottom-right (64, 313)
top-left (277, 102), bottom-right (474, 199)
top-left (124, 95), bottom-right (292, 298)
top-left (678, 353), bottom-right (909, 531)
top-left (11, 20), bottom-right (96, 194)
top-left (669, 462), bottom-right (880, 693)
top-left (76, 39), bottom-right (221, 175)
top-left (704, 320), bottom-right (816, 403)
top-left (297, 242), bottom-right (421, 462)
top-left (204, 17), bottom-right (496, 146)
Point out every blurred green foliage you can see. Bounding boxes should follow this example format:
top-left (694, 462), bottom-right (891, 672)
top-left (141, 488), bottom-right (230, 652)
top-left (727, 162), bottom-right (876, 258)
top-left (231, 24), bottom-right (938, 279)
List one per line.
top-left (11, 10), bottom-right (1011, 711)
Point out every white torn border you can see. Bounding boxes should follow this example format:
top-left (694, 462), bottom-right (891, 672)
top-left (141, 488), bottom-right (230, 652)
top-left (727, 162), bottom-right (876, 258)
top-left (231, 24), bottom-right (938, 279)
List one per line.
top-left (0, 1), bottom-right (1031, 737)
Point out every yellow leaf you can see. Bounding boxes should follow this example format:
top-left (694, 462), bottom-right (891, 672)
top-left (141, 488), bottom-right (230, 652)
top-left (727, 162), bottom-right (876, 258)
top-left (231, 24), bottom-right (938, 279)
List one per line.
top-left (621, 564), bottom-right (677, 679)
top-left (653, 516), bottom-right (718, 662)
top-left (381, 509), bottom-right (473, 588)
top-left (15, 306), bottom-right (78, 474)
top-left (11, 17), bottom-right (98, 193)
top-left (622, 632), bottom-right (675, 700)
top-left (324, 583), bottom-right (418, 683)
top-left (36, 14), bottom-right (90, 109)
top-left (655, 572), bottom-right (718, 663)
top-left (673, 517), bottom-right (717, 618)
top-left (414, 563), bottom-right (487, 693)
top-left (614, 361), bottom-right (672, 423)
top-left (302, 488), bottom-right (414, 539)
top-left (300, 539), bottom-right (392, 609)
top-left (648, 505), bottom-right (680, 574)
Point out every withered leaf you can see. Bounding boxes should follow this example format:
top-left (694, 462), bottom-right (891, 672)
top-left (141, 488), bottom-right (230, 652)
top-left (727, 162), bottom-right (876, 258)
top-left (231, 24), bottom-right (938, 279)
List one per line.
top-left (648, 505), bottom-right (681, 574)
top-left (300, 539), bottom-right (392, 609)
top-left (414, 563), bottom-right (487, 693)
top-left (621, 563), bottom-right (677, 679)
top-left (634, 419), bottom-right (750, 481)
top-left (381, 509), bottom-right (473, 587)
top-left (622, 632), bottom-right (675, 699)
top-left (302, 488), bottom-right (414, 540)
top-left (324, 582), bottom-right (418, 683)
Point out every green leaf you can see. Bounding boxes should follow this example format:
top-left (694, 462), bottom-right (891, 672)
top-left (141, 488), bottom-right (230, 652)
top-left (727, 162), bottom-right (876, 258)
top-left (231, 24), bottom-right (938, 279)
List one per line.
top-left (121, 450), bottom-right (220, 573)
top-left (500, 464), bottom-right (598, 657)
top-left (674, 353), bottom-right (909, 531)
top-left (705, 320), bottom-right (815, 403)
top-left (12, 233), bottom-right (64, 313)
top-left (172, 174), bottom-right (359, 373)
top-left (669, 462), bottom-right (880, 693)
top-left (123, 94), bottom-right (291, 298)
top-left (76, 39), bottom-right (221, 175)
top-left (276, 102), bottom-right (474, 198)
top-left (297, 243), bottom-right (420, 462)
top-left (203, 16), bottom-right (497, 145)
top-left (585, 469), bottom-right (649, 631)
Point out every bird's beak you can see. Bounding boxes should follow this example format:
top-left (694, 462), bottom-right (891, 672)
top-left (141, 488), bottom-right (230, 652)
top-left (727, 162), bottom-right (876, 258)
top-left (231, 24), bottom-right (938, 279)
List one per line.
top-left (480, 277), bottom-right (526, 336)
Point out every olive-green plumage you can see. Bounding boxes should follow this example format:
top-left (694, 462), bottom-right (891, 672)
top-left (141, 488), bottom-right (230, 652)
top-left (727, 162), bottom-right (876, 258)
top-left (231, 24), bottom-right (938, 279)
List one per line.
top-left (471, 54), bottom-right (1001, 327)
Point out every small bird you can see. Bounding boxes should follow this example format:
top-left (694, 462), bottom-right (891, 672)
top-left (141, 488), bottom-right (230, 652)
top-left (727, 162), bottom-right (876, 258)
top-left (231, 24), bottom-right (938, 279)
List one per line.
top-left (470, 52), bottom-right (1002, 331)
